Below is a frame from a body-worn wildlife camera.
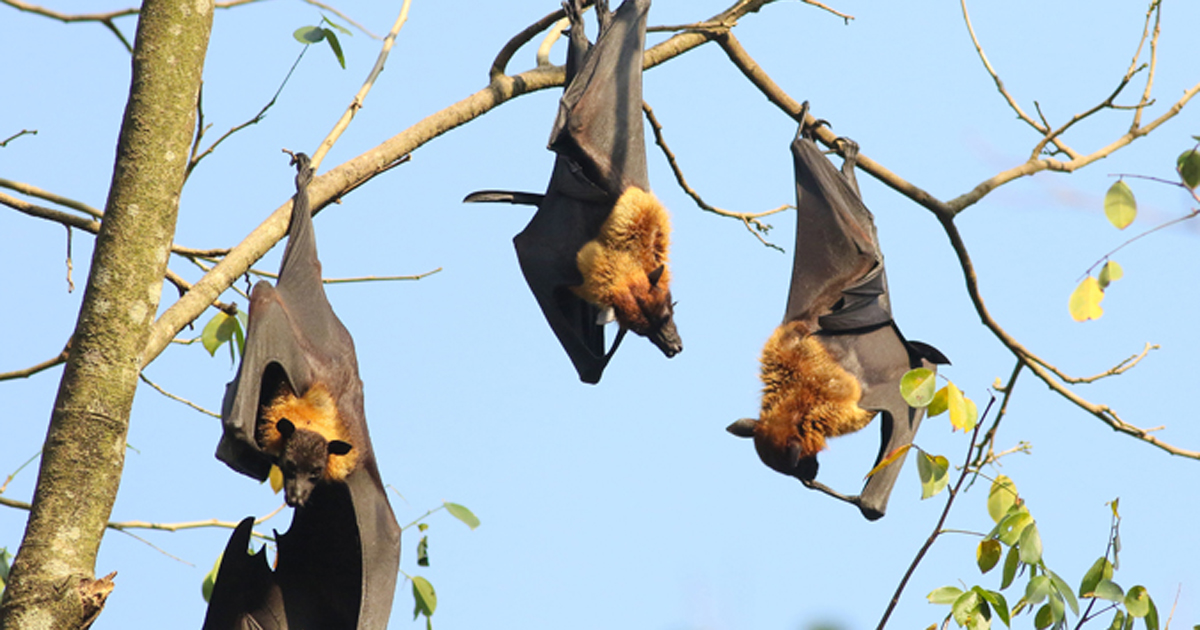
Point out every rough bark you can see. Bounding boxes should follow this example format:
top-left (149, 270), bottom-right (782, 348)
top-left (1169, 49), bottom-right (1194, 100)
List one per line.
top-left (0, 0), bottom-right (214, 627)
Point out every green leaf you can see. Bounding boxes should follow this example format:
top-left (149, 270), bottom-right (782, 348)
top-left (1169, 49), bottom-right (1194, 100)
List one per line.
top-left (977, 589), bottom-right (1011, 627)
top-left (1069, 276), bottom-right (1105, 322)
top-left (201, 311), bottom-right (240, 357)
top-left (1018, 522), bottom-right (1043, 564)
top-left (1025, 575), bottom-right (1053, 606)
top-left (412, 575), bottom-right (437, 619)
top-left (1001, 545), bottom-right (1020, 590)
top-left (917, 451), bottom-right (950, 499)
top-left (1046, 568), bottom-right (1078, 616)
top-left (1048, 589), bottom-right (1066, 623)
top-left (962, 396), bottom-right (979, 433)
top-left (929, 585), bottom-right (965, 605)
top-left (321, 15), bottom-right (353, 36)
top-left (323, 28), bottom-right (346, 69)
top-left (1035, 603), bottom-right (1054, 630)
top-left (988, 476), bottom-right (1018, 524)
top-left (1108, 611), bottom-right (1126, 630)
top-left (1090, 579), bottom-right (1125, 602)
top-left (1178, 149), bottom-right (1200, 189)
top-left (900, 368), bottom-right (937, 407)
top-left (997, 511), bottom-right (1033, 546)
top-left (1104, 180), bottom-right (1137, 230)
top-left (201, 551), bottom-right (223, 603)
top-left (953, 589), bottom-right (982, 627)
top-left (0, 547), bottom-right (11, 584)
top-left (1124, 586), bottom-right (1151, 618)
top-left (1098, 261), bottom-right (1124, 290)
top-left (417, 523), bottom-right (429, 533)
top-left (293, 25), bottom-right (326, 44)
top-left (928, 386), bottom-right (949, 417)
top-left (978, 539), bottom-right (1002, 574)
top-left (417, 535), bottom-right (429, 567)
top-left (444, 502), bottom-right (481, 530)
top-left (1144, 596), bottom-right (1159, 630)
top-left (1080, 557), bottom-right (1114, 597)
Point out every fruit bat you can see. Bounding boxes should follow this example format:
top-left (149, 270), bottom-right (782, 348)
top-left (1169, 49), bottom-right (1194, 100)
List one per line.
top-left (206, 153), bottom-right (400, 627)
top-left (727, 111), bottom-right (949, 521)
top-left (464, 0), bottom-right (681, 384)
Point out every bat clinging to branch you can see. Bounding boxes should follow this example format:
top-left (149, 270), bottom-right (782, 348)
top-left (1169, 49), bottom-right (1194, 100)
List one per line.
top-left (728, 111), bottom-right (948, 520)
top-left (465, 0), bottom-right (681, 384)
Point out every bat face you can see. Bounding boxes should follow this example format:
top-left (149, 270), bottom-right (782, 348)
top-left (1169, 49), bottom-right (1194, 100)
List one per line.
top-left (276, 417), bottom-right (354, 508)
top-left (729, 114), bottom-right (946, 520)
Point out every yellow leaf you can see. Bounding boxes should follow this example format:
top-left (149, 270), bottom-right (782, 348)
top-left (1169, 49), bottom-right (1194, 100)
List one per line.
top-left (268, 465), bottom-right (284, 494)
top-left (946, 383), bottom-right (970, 432)
top-left (1068, 276), bottom-right (1104, 322)
top-left (1098, 260), bottom-right (1123, 289)
top-left (865, 444), bottom-right (912, 480)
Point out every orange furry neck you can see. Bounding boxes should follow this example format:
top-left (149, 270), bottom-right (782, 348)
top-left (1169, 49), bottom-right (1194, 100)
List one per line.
top-left (571, 187), bottom-right (673, 332)
top-left (258, 382), bottom-right (358, 481)
top-left (755, 321), bottom-right (873, 469)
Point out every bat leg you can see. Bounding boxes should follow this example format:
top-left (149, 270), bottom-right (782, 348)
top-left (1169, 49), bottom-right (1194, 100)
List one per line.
top-left (836, 137), bottom-right (860, 194)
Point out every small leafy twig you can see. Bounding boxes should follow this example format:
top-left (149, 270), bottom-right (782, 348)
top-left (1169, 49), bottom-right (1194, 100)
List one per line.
top-left (138, 372), bottom-right (220, 418)
top-left (969, 360), bottom-right (1023, 474)
top-left (876, 406), bottom-right (990, 630)
top-left (642, 101), bottom-right (787, 251)
top-left (302, 0), bottom-right (380, 40)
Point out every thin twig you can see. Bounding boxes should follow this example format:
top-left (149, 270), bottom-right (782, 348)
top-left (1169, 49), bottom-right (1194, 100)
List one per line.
top-left (301, 0), bottom-right (380, 39)
top-left (0, 450), bottom-right (42, 494)
top-left (0, 495), bottom-right (281, 541)
top-left (800, 0), bottom-right (854, 23)
top-left (1047, 342), bottom-right (1160, 385)
top-left (0, 129), bottom-right (37, 147)
top-left (138, 372), bottom-right (220, 418)
top-left (111, 529), bottom-right (195, 566)
top-left (0, 178), bottom-right (102, 218)
top-left (969, 360), bottom-right (1023, 474)
top-left (322, 268), bottom-right (443, 284)
top-left (0, 341), bottom-right (70, 381)
top-left (1130, 0), bottom-right (1161, 130)
top-left (642, 101), bottom-right (787, 251)
top-left (876, 409), bottom-right (990, 630)
top-left (310, 0), bottom-right (414, 172)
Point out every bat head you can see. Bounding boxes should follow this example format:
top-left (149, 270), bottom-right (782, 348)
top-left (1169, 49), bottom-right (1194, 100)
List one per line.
top-left (615, 264), bottom-right (682, 357)
top-left (726, 418), bottom-right (819, 481)
top-left (276, 418), bottom-right (354, 508)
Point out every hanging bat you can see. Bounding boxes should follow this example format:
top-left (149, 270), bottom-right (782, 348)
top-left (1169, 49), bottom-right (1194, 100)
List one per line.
top-left (727, 110), bottom-right (949, 520)
top-left (206, 153), bottom-right (400, 627)
top-left (464, 0), bottom-right (681, 384)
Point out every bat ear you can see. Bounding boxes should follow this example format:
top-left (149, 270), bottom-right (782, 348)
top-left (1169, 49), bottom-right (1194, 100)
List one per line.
top-left (328, 440), bottom-right (353, 456)
top-left (277, 418), bottom-right (296, 438)
top-left (647, 265), bottom-right (665, 288)
top-left (726, 418), bottom-right (758, 438)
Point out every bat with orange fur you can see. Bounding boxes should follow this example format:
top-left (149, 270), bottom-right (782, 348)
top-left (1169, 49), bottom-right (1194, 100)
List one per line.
top-left (464, 0), bottom-right (681, 384)
top-left (728, 110), bottom-right (948, 520)
top-left (205, 154), bottom-right (400, 628)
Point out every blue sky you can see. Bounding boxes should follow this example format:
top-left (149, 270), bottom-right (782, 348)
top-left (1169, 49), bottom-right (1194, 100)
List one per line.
top-left (2, 1), bottom-right (1198, 628)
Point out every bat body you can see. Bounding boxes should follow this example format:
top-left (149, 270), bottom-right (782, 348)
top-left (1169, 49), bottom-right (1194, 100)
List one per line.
top-left (465, 0), bottom-right (681, 384)
top-left (728, 115), bottom-right (948, 520)
top-left (206, 154), bottom-right (400, 628)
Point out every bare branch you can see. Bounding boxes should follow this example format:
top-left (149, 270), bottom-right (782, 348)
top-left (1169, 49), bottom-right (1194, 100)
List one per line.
top-left (322, 267), bottom-right (443, 284)
top-left (536, 17), bottom-right (569, 67)
top-left (138, 372), bottom-right (220, 418)
top-left (0, 341), bottom-right (70, 381)
top-left (0, 495), bottom-right (281, 542)
top-left (1130, 0), bottom-right (1162, 130)
top-left (642, 101), bottom-right (787, 251)
top-left (142, 0), bottom-right (784, 368)
top-left (1, 450), bottom-right (42, 494)
top-left (310, 0), bottom-right (414, 172)
top-left (960, 0), bottom-right (1051, 137)
top-left (801, 0), bottom-right (854, 23)
top-left (0, 129), bottom-right (38, 147)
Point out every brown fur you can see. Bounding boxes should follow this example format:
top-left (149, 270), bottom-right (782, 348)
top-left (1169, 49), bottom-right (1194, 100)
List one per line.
top-left (571, 186), bottom-right (672, 333)
top-left (258, 382), bottom-right (358, 482)
top-left (755, 321), bottom-right (874, 471)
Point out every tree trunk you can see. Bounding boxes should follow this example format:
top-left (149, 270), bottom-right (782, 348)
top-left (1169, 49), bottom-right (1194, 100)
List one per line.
top-left (0, 1), bottom-right (213, 627)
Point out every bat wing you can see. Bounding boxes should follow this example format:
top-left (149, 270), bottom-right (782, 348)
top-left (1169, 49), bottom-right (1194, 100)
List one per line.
top-left (202, 517), bottom-right (286, 630)
top-left (785, 129), bottom-right (892, 332)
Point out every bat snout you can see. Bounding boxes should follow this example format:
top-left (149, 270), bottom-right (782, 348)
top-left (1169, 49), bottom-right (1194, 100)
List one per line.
top-left (650, 319), bottom-right (682, 358)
